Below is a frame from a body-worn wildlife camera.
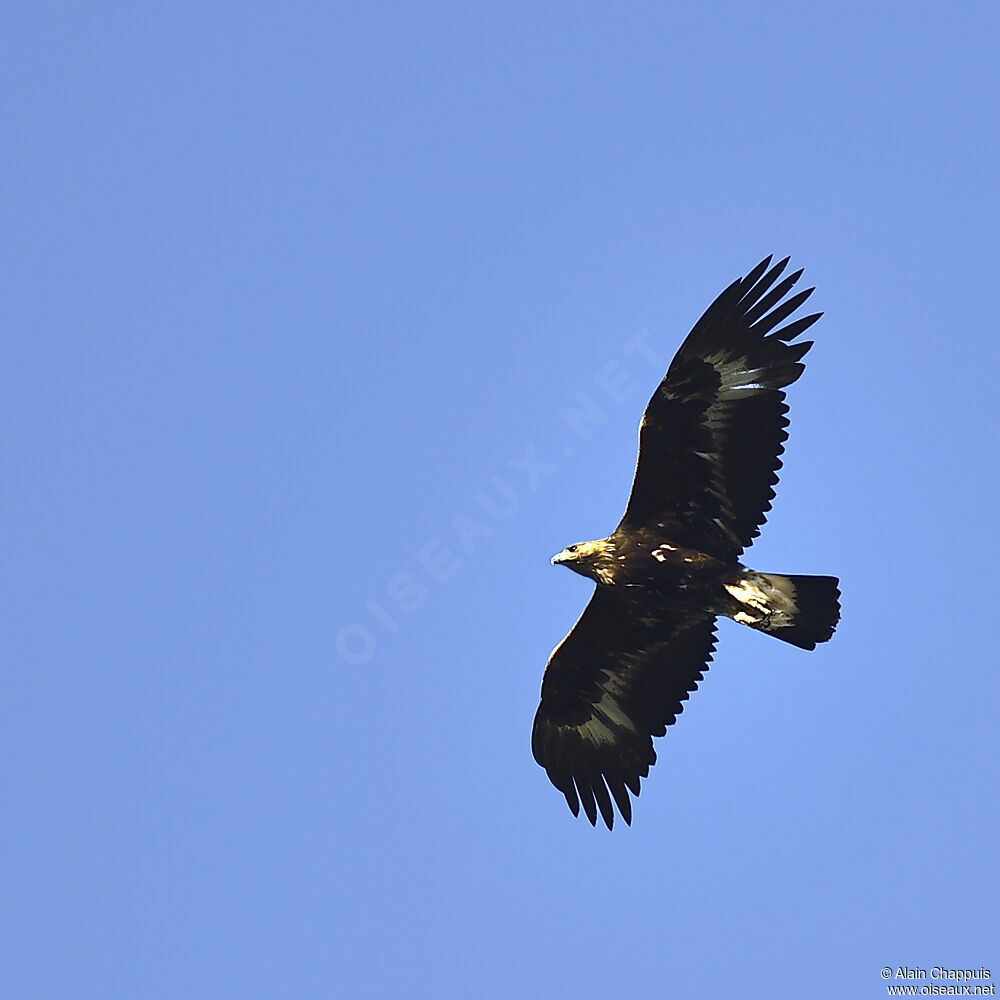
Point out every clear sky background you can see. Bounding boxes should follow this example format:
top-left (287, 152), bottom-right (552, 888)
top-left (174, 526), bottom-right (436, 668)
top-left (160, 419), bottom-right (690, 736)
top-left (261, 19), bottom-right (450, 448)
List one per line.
top-left (3, 3), bottom-right (998, 999)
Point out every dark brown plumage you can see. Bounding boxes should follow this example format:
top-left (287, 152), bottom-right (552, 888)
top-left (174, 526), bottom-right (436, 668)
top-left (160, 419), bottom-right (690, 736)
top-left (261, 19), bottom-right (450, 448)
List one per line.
top-left (532, 256), bottom-right (840, 829)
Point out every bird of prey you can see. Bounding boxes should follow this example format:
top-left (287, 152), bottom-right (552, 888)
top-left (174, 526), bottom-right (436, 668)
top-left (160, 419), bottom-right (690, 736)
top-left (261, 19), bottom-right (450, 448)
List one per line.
top-left (532, 256), bottom-right (840, 829)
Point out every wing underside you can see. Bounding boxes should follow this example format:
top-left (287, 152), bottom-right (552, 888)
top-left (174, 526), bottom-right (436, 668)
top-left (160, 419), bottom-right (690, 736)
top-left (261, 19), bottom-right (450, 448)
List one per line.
top-left (532, 590), bottom-right (718, 829)
top-left (620, 255), bottom-right (821, 560)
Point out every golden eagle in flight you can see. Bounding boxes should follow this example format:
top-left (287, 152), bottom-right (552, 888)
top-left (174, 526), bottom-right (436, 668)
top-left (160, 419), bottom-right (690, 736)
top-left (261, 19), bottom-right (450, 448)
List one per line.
top-left (532, 256), bottom-right (840, 829)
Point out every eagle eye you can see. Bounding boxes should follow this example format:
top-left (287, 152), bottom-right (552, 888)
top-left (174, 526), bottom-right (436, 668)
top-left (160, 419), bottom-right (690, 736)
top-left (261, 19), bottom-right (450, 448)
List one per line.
top-left (567, 544), bottom-right (579, 553)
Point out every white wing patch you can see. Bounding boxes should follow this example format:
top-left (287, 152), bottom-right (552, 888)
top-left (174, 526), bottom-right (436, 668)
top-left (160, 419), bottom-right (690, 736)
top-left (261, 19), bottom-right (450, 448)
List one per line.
top-left (574, 689), bottom-right (639, 747)
top-left (592, 690), bottom-right (637, 733)
top-left (707, 352), bottom-right (770, 392)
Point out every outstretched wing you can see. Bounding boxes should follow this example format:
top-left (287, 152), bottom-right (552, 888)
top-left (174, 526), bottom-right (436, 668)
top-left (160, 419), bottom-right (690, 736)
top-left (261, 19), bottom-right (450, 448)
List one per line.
top-left (532, 590), bottom-right (718, 829)
top-left (620, 255), bottom-right (821, 561)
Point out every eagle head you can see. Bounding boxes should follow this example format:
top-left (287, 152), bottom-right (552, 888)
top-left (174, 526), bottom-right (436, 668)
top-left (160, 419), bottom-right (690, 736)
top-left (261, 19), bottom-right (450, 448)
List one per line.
top-left (551, 538), bottom-right (616, 583)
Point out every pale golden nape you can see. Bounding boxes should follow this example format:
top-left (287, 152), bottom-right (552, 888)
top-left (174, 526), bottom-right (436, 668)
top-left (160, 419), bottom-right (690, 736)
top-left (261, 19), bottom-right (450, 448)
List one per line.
top-left (550, 539), bottom-right (610, 566)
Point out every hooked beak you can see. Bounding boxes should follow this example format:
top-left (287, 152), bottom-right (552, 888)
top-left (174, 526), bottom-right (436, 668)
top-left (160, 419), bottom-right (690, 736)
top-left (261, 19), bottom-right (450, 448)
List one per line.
top-left (551, 550), bottom-right (568, 566)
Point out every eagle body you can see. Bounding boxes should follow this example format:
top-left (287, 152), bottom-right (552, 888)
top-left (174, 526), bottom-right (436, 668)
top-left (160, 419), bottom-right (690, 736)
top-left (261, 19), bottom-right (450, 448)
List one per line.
top-left (554, 529), bottom-right (722, 585)
top-left (552, 531), bottom-right (729, 608)
top-left (551, 529), bottom-right (835, 642)
top-left (532, 256), bottom-right (840, 830)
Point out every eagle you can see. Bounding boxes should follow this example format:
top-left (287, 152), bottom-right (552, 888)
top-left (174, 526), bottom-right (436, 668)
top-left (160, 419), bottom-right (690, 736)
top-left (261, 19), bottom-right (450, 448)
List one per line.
top-left (532, 255), bottom-right (840, 829)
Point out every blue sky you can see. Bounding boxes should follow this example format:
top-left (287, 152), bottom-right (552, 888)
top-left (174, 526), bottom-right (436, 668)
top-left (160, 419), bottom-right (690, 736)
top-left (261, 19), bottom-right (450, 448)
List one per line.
top-left (3, 3), bottom-right (998, 998)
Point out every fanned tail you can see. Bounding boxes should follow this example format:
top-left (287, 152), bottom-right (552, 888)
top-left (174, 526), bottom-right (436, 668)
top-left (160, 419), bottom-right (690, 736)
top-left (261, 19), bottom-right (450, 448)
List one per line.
top-left (724, 571), bottom-right (840, 650)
